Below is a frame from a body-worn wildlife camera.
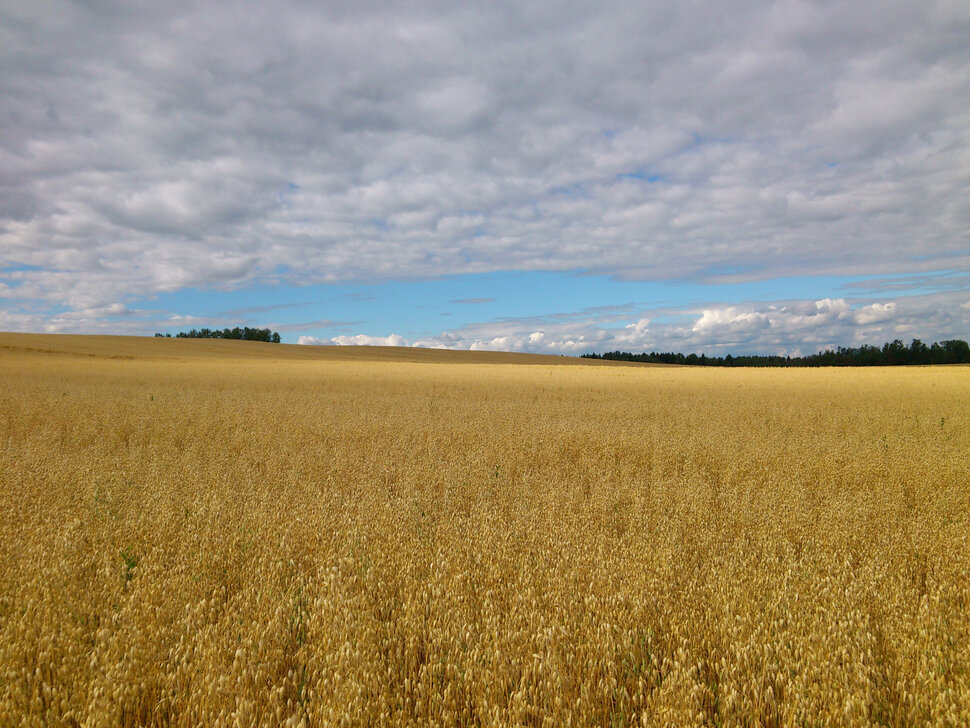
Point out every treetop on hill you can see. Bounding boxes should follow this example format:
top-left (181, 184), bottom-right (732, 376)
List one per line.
top-left (155, 327), bottom-right (281, 343)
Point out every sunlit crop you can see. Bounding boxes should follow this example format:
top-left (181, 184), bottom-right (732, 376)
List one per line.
top-left (1, 334), bottom-right (968, 727)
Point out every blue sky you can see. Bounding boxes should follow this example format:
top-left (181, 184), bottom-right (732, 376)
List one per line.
top-left (119, 267), bottom-right (970, 355)
top-left (2, 2), bottom-right (969, 354)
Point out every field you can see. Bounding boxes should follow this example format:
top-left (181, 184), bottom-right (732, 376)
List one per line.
top-left (1, 334), bottom-right (968, 727)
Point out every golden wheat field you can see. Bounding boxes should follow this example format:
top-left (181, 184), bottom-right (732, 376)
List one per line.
top-left (1, 334), bottom-right (968, 727)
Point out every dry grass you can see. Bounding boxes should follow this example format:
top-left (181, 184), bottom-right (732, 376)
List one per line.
top-left (1, 334), bottom-right (968, 727)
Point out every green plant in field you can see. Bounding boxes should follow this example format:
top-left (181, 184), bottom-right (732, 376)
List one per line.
top-left (120, 548), bottom-right (137, 583)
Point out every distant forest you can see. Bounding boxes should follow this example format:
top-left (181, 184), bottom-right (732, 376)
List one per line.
top-left (581, 338), bottom-right (970, 367)
top-left (155, 327), bottom-right (281, 343)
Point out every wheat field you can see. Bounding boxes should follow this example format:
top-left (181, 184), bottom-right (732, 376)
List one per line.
top-left (1, 334), bottom-right (968, 727)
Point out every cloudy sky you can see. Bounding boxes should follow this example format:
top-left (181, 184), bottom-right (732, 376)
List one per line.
top-left (2, 1), bottom-right (969, 355)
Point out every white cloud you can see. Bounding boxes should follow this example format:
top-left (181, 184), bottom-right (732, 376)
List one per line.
top-left (627, 318), bottom-right (650, 336)
top-left (70, 303), bottom-right (131, 318)
top-left (299, 333), bottom-right (409, 347)
top-left (854, 301), bottom-right (896, 325)
top-left (692, 308), bottom-right (771, 335)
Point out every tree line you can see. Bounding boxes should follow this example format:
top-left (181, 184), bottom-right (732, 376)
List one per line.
top-left (580, 338), bottom-right (970, 367)
top-left (155, 327), bottom-right (281, 343)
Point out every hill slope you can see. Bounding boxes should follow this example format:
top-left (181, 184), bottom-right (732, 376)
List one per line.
top-left (0, 332), bottom-right (652, 366)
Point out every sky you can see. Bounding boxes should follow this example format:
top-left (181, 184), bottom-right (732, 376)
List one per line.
top-left (2, 0), bottom-right (969, 356)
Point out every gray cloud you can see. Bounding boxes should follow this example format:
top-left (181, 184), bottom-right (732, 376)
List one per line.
top-left (450, 298), bottom-right (496, 305)
top-left (840, 272), bottom-right (970, 294)
top-left (272, 318), bottom-right (359, 333)
top-left (217, 301), bottom-right (315, 317)
top-left (2, 0), bottom-right (969, 332)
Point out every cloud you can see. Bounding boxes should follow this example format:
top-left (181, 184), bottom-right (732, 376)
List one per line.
top-left (2, 0), bottom-right (968, 318)
top-left (68, 303), bottom-right (133, 319)
top-left (321, 290), bottom-right (970, 356)
top-left (217, 301), bottom-right (316, 317)
top-left (299, 333), bottom-right (409, 347)
top-left (692, 307), bottom-right (771, 336)
top-left (841, 273), bottom-right (970, 294)
top-left (450, 298), bottom-right (495, 305)
top-left (853, 302), bottom-right (896, 325)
